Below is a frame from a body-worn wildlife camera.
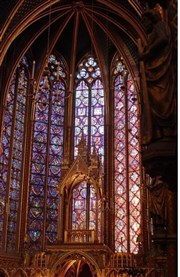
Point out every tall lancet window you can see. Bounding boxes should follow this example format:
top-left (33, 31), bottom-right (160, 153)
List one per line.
top-left (113, 55), bottom-right (141, 253)
top-left (28, 54), bottom-right (66, 251)
top-left (0, 57), bottom-right (29, 251)
top-left (74, 56), bottom-right (104, 160)
top-left (72, 56), bottom-right (104, 243)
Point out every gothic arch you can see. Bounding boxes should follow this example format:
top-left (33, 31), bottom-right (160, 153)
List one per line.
top-left (51, 251), bottom-right (102, 277)
top-left (0, 269), bottom-right (10, 277)
top-left (59, 169), bottom-right (102, 198)
top-left (11, 268), bottom-right (28, 277)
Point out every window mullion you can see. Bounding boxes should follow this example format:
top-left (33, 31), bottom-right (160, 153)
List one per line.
top-left (124, 73), bottom-right (130, 252)
top-left (88, 85), bottom-right (91, 154)
top-left (42, 86), bottom-right (52, 250)
top-left (15, 68), bottom-right (28, 252)
top-left (3, 69), bottom-right (19, 251)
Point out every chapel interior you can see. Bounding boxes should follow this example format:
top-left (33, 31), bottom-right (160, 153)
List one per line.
top-left (0, 0), bottom-right (177, 276)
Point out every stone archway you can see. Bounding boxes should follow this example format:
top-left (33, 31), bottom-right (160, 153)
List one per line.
top-left (51, 251), bottom-right (102, 277)
top-left (57, 259), bottom-right (93, 277)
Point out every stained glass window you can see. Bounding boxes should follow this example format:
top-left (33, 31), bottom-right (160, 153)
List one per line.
top-left (0, 57), bottom-right (28, 251)
top-left (72, 181), bottom-right (101, 241)
top-left (74, 56), bottom-right (104, 160)
top-left (113, 55), bottom-right (141, 254)
top-left (72, 181), bottom-right (96, 230)
top-left (0, 50), bottom-right (142, 255)
top-left (28, 54), bottom-right (66, 251)
top-left (72, 56), bottom-right (104, 242)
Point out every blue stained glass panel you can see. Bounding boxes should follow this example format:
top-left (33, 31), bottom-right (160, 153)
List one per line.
top-left (28, 54), bottom-right (66, 248)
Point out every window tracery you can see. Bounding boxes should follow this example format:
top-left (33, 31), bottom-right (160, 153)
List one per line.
top-left (0, 52), bottom-right (142, 255)
top-left (0, 57), bottom-right (29, 251)
top-left (28, 54), bottom-right (67, 250)
top-left (74, 56), bottom-right (104, 161)
top-left (113, 54), bottom-right (141, 253)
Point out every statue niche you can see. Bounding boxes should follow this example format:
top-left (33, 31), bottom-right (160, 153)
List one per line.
top-left (58, 133), bottom-right (104, 244)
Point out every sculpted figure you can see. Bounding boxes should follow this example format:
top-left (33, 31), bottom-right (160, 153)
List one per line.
top-left (148, 175), bottom-right (168, 236)
top-left (139, 9), bottom-right (176, 144)
top-left (148, 176), bottom-right (167, 220)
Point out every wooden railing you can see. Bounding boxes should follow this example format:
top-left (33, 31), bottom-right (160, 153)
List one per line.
top-left (64, 229), bottom-right (95, 243)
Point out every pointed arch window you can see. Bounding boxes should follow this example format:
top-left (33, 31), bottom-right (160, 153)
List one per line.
top-left (113, 55), bottom-right (141, 254)
top-left (67, 177), bottom-right (101, 243)
top-left (74, 56), bottom-right (104, 160)
top-left (28, 54), bottom-right (67, 251)
top-left (69, 56), bottom-right (104, 243)
top-left (0, 57), bottom-right (29, 251)
top-left (72, 181), bottom-right (97, 231)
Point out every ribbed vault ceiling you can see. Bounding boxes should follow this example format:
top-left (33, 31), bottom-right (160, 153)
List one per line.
top-left (0, 0), bottom-right (147, 85)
